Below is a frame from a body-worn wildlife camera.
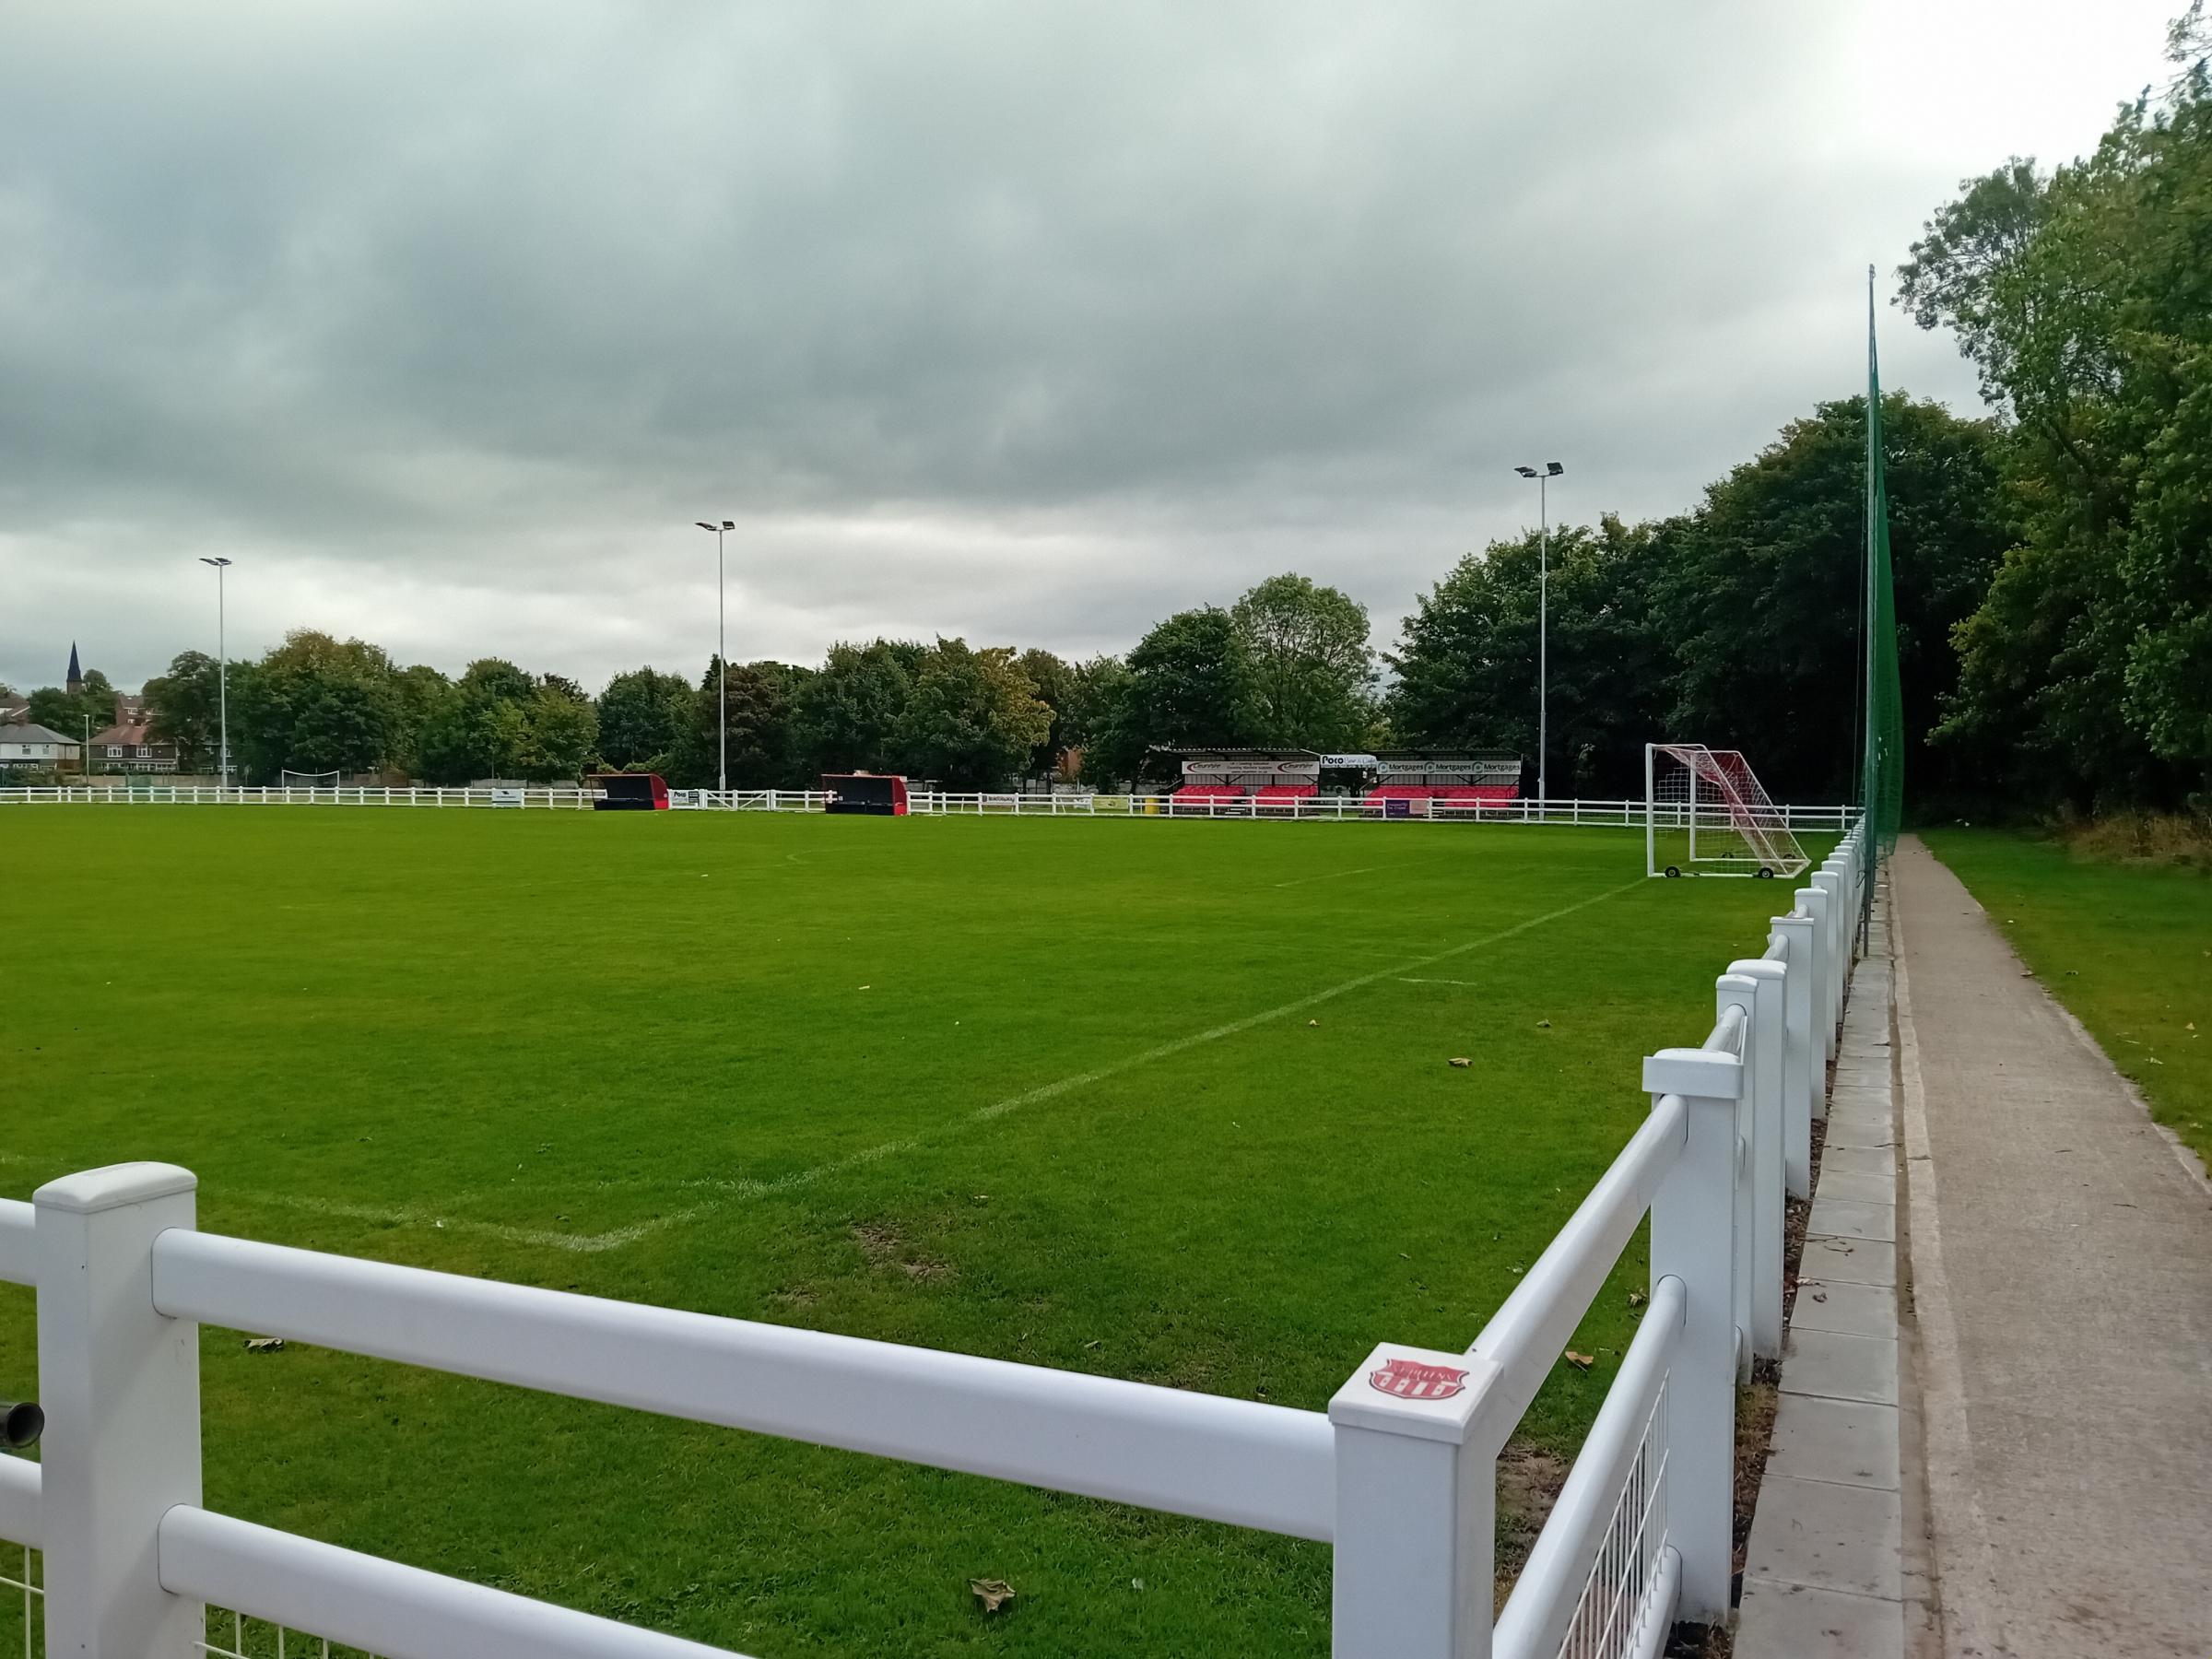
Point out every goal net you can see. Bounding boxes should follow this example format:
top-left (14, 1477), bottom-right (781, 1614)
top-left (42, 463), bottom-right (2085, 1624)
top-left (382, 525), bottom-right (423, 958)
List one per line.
top-left (1645, 744), bottom-right (1807, 879)
top-left (279, 770), bottom-right (343, 790)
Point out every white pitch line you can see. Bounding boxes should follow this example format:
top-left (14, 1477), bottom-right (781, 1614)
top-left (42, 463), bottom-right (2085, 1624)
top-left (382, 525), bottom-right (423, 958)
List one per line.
top-left (1397, 977), bottom-right (1479, 986)
top-left (242, 876), bottom-right (1645, 1253)
top-left (1271, 865), bottom-right (1382, 888)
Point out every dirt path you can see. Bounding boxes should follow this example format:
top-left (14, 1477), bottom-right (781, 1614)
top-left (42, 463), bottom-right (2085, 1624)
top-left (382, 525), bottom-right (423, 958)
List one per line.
top-left (1894, 836), bottom-right (2212, 1657)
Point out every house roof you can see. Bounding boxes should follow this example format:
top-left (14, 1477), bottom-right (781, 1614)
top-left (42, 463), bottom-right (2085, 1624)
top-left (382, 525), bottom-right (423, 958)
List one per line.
top-left (4, 724), bottom-right (76, 746)
top-left (91, 723), bottom-right (156, 746)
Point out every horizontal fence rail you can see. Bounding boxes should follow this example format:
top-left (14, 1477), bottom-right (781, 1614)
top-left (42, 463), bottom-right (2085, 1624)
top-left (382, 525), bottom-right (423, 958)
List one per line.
top-left (0, 823), bottom-right (1872, 1659)
top-left (0, 782), bottom-right (1860, 831)
top-left (148, 1230), bottom-right (1335, 1542)
top-left (160, 1507), bottom-right (745, 1659)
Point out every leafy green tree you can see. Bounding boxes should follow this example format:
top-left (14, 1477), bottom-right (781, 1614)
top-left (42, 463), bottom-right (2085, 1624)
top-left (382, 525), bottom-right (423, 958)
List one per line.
top-left (516, 678), bottom-right (599, 782)
top-left (1904, 26), bottom-right (2212, 806)
top-left (388, 665), bottom-right (453, 777)
top-left (683, 658), bottom-right (811, 786)
top-left (144, 652), bottom-right (225, 771)
top-left (789, 641), bottom-right (918, 776)
top-left (415, 658), bottom-right (541, 782)
top-left (595, 667), bottom-right (695, 772)
top-left (1389, 517), bottom-right (1671, 797)
top-left (890, 639), bottom-right (1051, 789)
top-left (1015, 648), bottom-right (1077, 777)
top-left (1089, 607), bottom-right (1255, 783)
top-left (1230, 573), bottom-right (1376, 749)
top-left (29, 669), bottom-right (118, 751)
top-left (1658, 395), bottom-right (2013, 802)
top-left (233, 632), bottom-right (400, 780)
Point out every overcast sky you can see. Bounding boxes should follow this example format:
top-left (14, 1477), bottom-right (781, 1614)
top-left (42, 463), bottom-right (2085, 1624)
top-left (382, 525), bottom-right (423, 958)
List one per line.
top-left (0, 0), bottom-right (2183, 694)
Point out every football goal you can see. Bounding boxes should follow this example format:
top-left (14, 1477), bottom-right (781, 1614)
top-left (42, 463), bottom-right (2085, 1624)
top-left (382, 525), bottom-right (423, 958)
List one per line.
top-left (279, 770), bottom-right (343, 790)
top-left (1645, 743), bottom-right (1808, 879)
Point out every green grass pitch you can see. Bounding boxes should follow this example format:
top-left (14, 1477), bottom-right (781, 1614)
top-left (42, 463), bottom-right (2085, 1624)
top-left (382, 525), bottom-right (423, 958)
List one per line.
top-left (1, 808), bottom-right (1815, 1656)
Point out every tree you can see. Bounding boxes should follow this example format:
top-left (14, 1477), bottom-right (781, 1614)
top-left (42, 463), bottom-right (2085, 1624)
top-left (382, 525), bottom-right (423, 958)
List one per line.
top-left (144, 652), bottom-right (225, 771)
top-left (789, 641), bottom-right (918, 776)
top-left (1090, 607), bottom-right (1255, 783)
top-left (1658, 396), bottom-right (2014, 802)
top-left (596, 667), bottom-right (695, 772)
top-left (1015, 648), bottom-right (1077, 777)
top-left (890, 639), bottom-right (1051, 789)
top-left (1903, 35), bottom-right (2212, 806)
top-left (415, 659), bottom-right (535, 783)
top-left (233, 632), bottom-right (401, 780)
top-left (1389, 517), bottom-right (1672, 797)
top-left (388, 665), bottom-right (453, 777)
top-left (1230, 573), bottom-right (1376, 749)
top-left (29, 669), bottom-right (119, 752)
top-left (683, 659), bottom-right (811, 787)
top-left (516, 678), bottom-right (599, 782)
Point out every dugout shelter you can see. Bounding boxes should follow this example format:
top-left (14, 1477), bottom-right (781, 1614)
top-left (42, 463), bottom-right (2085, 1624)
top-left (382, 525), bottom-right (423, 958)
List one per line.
top-left (824, 773), bottom-right (909, 815)
top-left (587, 772), bottom-right (670, 810)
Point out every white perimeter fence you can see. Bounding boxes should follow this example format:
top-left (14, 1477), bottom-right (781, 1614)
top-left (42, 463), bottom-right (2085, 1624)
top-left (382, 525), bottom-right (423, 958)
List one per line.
top-left (0, 782), bottom-right (1859, 832)
top-left (0, 824), bottom-right (1868, 1659)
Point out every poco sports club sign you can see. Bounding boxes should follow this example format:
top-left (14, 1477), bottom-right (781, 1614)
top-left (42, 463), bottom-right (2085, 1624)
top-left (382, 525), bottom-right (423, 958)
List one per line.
top-left (1367, 1358), bottom-right (1469, 1401)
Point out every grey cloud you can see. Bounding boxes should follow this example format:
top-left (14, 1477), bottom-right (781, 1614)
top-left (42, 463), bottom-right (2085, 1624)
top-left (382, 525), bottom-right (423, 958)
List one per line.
top-left (0, 0), bottom-right (2181, 690)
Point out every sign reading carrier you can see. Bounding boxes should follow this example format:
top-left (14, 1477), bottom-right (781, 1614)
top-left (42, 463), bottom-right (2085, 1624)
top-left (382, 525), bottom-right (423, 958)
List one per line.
top-left (1368, 1358), bottom-right (1468, 1401)
top-left (1329, 1343), bottom-right (1500, 1444)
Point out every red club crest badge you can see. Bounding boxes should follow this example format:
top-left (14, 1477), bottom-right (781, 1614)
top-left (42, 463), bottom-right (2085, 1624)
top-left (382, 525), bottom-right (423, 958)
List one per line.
top-left (1368, 1358), bottom-right (1468, 1401)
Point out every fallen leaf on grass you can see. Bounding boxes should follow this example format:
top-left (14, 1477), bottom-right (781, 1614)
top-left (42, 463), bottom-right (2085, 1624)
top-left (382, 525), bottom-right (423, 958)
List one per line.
top-left (1564, 1351), bottom-right (1594, 1371)
top-left (1535, 1018), bottom-right (1553, 1030)
top-left (243, 1336), bottom-right (285, 1353)
top-left (1448, 1056), bottom-right (1472, 1067)
top-left (970, 1579), bottom-right (1017, 1614)
top-left (1307, 1019), bottom-right (1320, 1027)
top-left (1627, 1290), bottom-right (1647, 1308)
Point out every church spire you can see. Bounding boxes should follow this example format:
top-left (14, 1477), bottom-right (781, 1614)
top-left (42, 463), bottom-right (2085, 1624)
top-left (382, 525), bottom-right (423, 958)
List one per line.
top-left (66, 642), bottom-right (82, 694)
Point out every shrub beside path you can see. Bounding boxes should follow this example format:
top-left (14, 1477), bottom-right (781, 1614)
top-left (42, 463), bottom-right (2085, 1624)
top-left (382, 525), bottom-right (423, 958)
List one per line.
top-left (1894, 835), bottom-right (2212, 1656)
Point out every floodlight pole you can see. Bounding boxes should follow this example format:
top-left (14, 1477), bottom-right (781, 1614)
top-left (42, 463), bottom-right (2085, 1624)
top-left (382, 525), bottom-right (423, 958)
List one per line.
top-left (1513, 463), bottom-right (1564, 810)
top-left (199, 557), bottom-right (232, 792)
top-left (696, 519), bottom-right (735, 794)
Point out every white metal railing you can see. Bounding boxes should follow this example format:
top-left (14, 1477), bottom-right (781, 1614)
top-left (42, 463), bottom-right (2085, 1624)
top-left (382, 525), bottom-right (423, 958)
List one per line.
top-left (0, 782), bottom-right (1858, 831)
top-left (0, 785), bottom-right (595, 809)
top-left (0, 821), bottom-right (1870, 1659)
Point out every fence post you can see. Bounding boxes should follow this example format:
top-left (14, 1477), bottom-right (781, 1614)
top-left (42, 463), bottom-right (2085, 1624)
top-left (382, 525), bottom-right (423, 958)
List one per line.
top-left (1329, 1345), bottom-right (1503, 1658)
top-left (1724, 960), bottom-right (1787, 1362)
top-left (35, 1163), bottom-right (205, 1657)
top-left (1811, 867), bottom-right (1846, 1054)
top-left (1771, 908), bottom-right (1819, 1194)
top-left (1803, 877), bottom-right (1838, 1063)
top-left (1642, 1046), bottom-right (1741, 1628)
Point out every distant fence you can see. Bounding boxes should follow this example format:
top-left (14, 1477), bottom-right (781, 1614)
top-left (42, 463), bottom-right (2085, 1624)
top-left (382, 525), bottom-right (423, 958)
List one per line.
top-left (680, 790), bottom-right (1860, 831)
top-left (0, 783), bottom-right (1859, 833)
top-left (0, 827), bottom-right (1870, 1656)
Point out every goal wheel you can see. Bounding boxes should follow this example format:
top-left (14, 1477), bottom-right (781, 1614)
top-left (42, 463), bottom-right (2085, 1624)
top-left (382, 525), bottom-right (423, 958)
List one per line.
top-left (1755, 866), bottom-right (1775, 879)
top-left (1664, 865), bottom-right (1682, 878)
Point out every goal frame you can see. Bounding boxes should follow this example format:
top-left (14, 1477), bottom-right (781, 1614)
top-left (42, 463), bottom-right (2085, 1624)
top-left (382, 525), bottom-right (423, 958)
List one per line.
top-left (1643, 743), bottom-right (1808, 880)
top-left (279, 769), bottom-right (344, 790)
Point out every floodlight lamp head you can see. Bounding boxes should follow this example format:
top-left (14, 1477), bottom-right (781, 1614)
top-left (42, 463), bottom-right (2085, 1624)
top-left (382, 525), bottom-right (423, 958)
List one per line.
top-left (720, 520), bottom-right (734, 531)
top-left (1513, 465), bottom-right (1538, 478)
top-left (199, 556), bottom-right (232, 568)
top-left (695, 522), bottom-right (716, 531)
top-left (1546, 462), bottom-right (1564, 477)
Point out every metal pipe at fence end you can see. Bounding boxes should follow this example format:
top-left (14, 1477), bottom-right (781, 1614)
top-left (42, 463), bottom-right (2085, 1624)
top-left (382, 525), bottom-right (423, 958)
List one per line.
top-left (0, 1400), bottom-right (41, 1449)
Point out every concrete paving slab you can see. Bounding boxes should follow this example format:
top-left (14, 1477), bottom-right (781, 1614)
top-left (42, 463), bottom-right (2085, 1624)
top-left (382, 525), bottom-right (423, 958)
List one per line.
top-left (1822, 1115), bottom-right (1896, 1150)
top-left (1782, 1327), bottom-right (1899, 1406)
top-left (1896, 838), bottom-right (2212, 1657)
top-left (1735, 1582), bottom-right (1906, 1659)
top-left (1798, 1234), bottom-right (1894, 1286)
top-left (1806, 1168), bottom-right (1892, 1206)
top-left (1817, 1144), bottom-right (1895, 1181)
top-left (1791, 1278), bottom-right (1895, 1338)
top-left (1806, 1196), bottom-right (1896, 1242)
top-left (1742, 1475), bottom-right (1902, 1598)
top-left (1769, 1394), bottom-right (1900, 1489)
